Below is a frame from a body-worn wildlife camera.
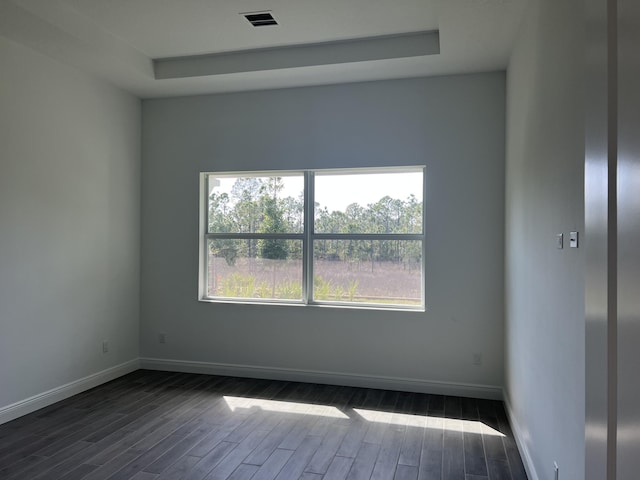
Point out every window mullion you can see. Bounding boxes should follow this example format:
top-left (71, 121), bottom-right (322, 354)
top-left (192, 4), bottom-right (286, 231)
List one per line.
top-left (303, 171), bottom-right (315, 304)
top-left (205, 233), bottom-right (304, 240)
top-left (312, 233), bottom-right (423, 241)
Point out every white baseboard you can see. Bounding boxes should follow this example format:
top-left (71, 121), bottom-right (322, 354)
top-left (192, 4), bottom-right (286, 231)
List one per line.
top-left (0, 359), bottom-right (140, 425)
top-left (503, 389), bottom-right (539, 480)
top-left (139, 357), bottom-right (503, 400)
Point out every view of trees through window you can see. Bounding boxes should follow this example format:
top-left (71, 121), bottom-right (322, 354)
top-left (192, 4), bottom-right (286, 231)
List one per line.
top-left (204, 169), bottom-right (424, 307)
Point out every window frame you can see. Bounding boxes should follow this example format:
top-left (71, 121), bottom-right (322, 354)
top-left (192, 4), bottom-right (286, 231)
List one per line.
top-left (199, 166), bottom-right (426, 311)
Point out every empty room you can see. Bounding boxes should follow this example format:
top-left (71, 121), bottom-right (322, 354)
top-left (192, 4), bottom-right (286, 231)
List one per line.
top-left (0, 0), bottom-right (637, 479)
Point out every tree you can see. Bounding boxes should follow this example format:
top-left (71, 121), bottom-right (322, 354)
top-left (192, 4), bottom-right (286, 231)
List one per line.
top-left (207, 170), bottom-right (426, 301)
top-left (208, 192), bottom-right (238, 266)
top-left (257, 177), bottom-right (289, 297)
top-left (230, 178), bottom-right (263, 259)
top-left (258, 195), bottom-right (288, 260)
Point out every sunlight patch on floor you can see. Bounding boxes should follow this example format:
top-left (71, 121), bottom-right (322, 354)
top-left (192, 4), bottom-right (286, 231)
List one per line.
top-left (222, 396), bottom-right (505, 437)
top-left (223, 396), bottom-right (349, 419)
top-left (353, 408), bottom-right (506, 437)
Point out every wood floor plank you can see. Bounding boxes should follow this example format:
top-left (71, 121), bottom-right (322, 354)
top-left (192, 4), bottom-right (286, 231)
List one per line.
top-left (277, 414), bottom-right (317, 451)
top-left (275, 383), bottom-right (332, 451)
top-left (444, 396), bottom-right (462, 419)
top-left (304, 424), bottom-right (348, 474)
top-left (57, 463), bottom-right (100, 480)
top-left (463, 431), bottom-right (487, 477)
top-left (0, 439), bottom-right (61, 472)
top-left (364, 390), bottom-right (399, 445)
top-left (461, 397), bottom-right (478, 420)
top-left (0, 371), bottom-right (528, 480)
top-left (345, 441), bottom-right (380, 480)
top-left (249, 448), bottom-right (293, 480)
top-left (274, 435), bottom-right (322, 480)
top-left (186, 425), bottom-right (239, 459)
top-left (442, 425), bottom-right (465, 480)
top-left (357, 387), bottom-right (385, 410)
top-left (464, 452), bottom-right (488, 477)
top-left (85, 405), bottom-right (159, 443)
top-left (225, 463), bottom-right (260, 480)
top-left (156, 454), bottom-right (201, 480)
top-left (487, 458), bottom-right (513, 480)
top-left (495, 407), bottom-right (528, 480)
top-left (87, 390), bottom-right (230, 470)
top-left (427, 395), bottom-right (445, 417)
top-left (504, 437), bottom-right (528, 480)
top-left (78, 372), bottom-right (186, 416)
top-left (84, 423), bottom-right (165, 466)
top-left (331, 386), bottom-right (357, 409)
top-left (104, 433), bottom-right (188, 480)
top-left (335, 418), bottom-right (368, 458)
top-left (82, 450), bottom-right (143, 480)
top-left (417, 415), bottom-right (443, 480)
top-left (394, 464), bottom-right (419, 480)
top-left (0, 431), bottom-right (40, 455)
top-left (0, 420), bottom-right (89, 466)
top-left (308, 384), bottom-right (341, 406)
top-left (201, 429), bottom-right (270, 480)
top-left (122, 391), bottom-right (207, 434)
top-left (143, 423), bottom-right (218, 473)
top-left (18, 428), bottom-right (133, 480)
top-left (30, 441), bottom-right (97, 480)
top-left (323, 455), bottom-right (354, 480)
top-left (1, 454), bottom-right (48, 479)
top-left (399, 424), bottom-right (423, 467)
top-left (35, 413), bottom-right (126, 457)
top-left (244, 418), bottom-right (296, 465)
top-left (397, 392), bottom-right (425, 468)
top-left (129, 471), bottom-right (159, 480)
top-left (183, 441), bottom-right (238, 480)
top-left (482, 432), bottom-right (508, 463)
top-left (343, 387), bottom-right (369, 411)
top-left (299, 473), bottom-right (323, 480)
top-left (306, 385), bottom-right (349, 438)
top-left (222, 400), bottom-right (283, 445)
top-left (370, 427), bottom-right (404, 480)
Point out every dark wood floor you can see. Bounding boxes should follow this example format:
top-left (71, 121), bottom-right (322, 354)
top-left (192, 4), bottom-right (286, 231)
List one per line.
top-left (0, 370), bottom-right (528, 480)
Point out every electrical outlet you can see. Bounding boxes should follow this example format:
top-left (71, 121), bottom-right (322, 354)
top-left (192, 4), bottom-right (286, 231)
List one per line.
top-left (159, 332), bottom-right (166, 344)
top-left (102, 341), bottom-right (109, 353)
top-left (570, 231), bottom-right (579, 248)
top-left (473, 353), bottom-right (483, 366)
top-left (554, 461), bottom-right (559, 480)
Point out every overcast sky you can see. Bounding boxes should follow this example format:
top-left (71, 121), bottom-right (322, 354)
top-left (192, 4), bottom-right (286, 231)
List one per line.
top-left (210, 170), bottom-right (423, 213)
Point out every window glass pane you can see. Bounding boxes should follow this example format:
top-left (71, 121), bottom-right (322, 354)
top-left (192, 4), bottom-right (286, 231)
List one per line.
top-left (313, 240), bottom-right (422, 306)
top-left (207, 174), bottom-right (304, 234)
top-left (314, 170), bottom-right (423, 234)
top-left (207, 239), bottom-right (303, 300)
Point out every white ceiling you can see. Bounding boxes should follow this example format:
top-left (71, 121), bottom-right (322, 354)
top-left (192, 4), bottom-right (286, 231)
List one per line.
top-left (0, 0), bottom-right (527, 98)
top-left (59, 0), bottom-right (441, 58)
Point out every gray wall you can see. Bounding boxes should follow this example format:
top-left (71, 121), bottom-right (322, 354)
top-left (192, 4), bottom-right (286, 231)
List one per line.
top-left (0, 37), bottom-right (141, 410)
top-left (505, 0), bottom-right (585, 479)
top-left (141, 74), bottom-right (506, 393)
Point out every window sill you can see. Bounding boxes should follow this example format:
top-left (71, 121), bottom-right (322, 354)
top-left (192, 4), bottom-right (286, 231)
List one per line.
top-left (198, 297), bottom-right (426, 313)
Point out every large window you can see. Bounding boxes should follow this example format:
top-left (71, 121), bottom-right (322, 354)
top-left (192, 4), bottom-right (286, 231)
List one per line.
top-left (199, 167), bottom-right (425, 309)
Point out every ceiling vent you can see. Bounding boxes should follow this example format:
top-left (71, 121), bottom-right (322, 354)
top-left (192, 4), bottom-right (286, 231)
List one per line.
top-left (243, 11), bottom-right (278, 27)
